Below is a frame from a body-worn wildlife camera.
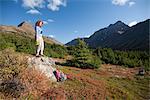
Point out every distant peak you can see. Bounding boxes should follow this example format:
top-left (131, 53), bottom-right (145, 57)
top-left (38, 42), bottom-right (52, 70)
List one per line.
top-left (114, 20), bottom-right (125, 25)
top-left (18, 21), bottom-right (32, 27)
top-left (108, 20), bottom-right (128, 28)
top-left (17, 21), bottom-right (35, 33)
top-left (116, 20), bottom-right (122, 23)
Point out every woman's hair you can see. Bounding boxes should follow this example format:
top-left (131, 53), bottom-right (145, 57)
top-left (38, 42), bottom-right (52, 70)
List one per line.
top-left (35, 20), bottom-right (43, 27)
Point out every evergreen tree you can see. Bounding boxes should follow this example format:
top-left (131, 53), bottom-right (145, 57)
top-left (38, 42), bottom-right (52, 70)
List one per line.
top-left (71, 39), bottom-right (101, 69)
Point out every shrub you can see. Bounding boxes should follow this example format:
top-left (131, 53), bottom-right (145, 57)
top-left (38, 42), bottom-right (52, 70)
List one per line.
top-left (94, 48), bottom-right (150, 71)
top-left (0, 48), bottom-right (27, 80)
top-left (0, 32), bottom-right (68, 58)
top-left (44, 43), bottom-right (68, 58)
top-left (0, 48), bottom-right (27, 98)
top-left (0, 79), bottom-right (24, 98)
top-left (94, 48), bottom-right (115, 64)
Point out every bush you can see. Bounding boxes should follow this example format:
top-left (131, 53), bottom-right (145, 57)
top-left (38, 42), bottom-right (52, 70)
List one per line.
top-left (66, 45), bottom-right (77, 56)
top-left (94, 48), bottom-right (150, 71)
top-left (0, 48), bottom-right (27, 80)
top-left (0, 32), bottom-right (68, 58)
top-left (0, 48), bottom-right (27, 98)
top-left (94, 48), bottom-right (115, 64)
top-left (44, 43), bottom-right (68, 58)
top-left (0, 79), bottom-right (24, 98)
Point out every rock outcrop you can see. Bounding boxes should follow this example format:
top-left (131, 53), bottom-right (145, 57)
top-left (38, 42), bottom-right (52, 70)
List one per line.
top-left (18, 21), bottom-right (35, 34)
top-left (28, 56), bottom-right (57, 82)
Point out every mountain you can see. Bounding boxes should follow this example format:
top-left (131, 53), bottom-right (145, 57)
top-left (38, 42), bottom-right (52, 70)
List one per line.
top-left (66, 21), bottom-right (130, 47)
top-left (86, 21), bottom-right (130, 48)
top-left (66, 19), bottom-right (149, 51)
top-left (18, 21), bottom-right (35, 34)
top-left (0, 21), bottom-right (63, 45)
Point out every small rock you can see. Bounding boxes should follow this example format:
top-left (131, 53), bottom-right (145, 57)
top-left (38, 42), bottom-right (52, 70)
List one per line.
top-left (138, 68), bottom-right (145, 75)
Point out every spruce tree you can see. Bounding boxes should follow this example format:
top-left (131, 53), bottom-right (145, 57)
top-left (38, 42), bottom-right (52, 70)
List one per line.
top-left (72, 39), bottom-right (101, 69)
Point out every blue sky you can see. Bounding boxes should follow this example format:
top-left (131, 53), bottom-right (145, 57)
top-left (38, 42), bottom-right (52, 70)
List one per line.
top-left (0, 0), bottom-right (149, 44)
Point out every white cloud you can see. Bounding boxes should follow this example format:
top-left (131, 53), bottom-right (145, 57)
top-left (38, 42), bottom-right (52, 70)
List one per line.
top-left (22, 0), bottom-right (45, 9)
top-left (47, 0), bottom-right (67, 11)
top-left (129, 1), bottom-right (135, 7)
top-left (26, 9), bottom-right (41, 15)
top-left (48, 35), bottom-right (55, 38)
top-left (43, 21), bottom-right (48, 24)
top-left (43, 19), bottom-right (54, 24)
top-left (22, 0), bottom-right (67, 14)
top-left (48, 19), bottom-right (55, 22)
top-left (128, 21), bottom-right (137, 27)
top-left (112, 0), bottom-right (130, 6)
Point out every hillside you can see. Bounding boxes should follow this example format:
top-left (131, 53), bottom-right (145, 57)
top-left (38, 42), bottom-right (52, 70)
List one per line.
top-left (66, 19), bottom-right (149, 51)
top-left (0, 21), bottom-right (63, 45)
top-left (0, 0), bottom-right (149, 99)
top-left (0, 23), bottom-right (68, 58)
top-left (0, 21), bottom-right (149, 99)
top-left (0, 49), bottom-right (149, 99)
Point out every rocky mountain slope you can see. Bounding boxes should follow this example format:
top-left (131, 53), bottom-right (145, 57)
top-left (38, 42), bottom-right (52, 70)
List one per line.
top-left (0, 21), bottom-right (63, 45)
top-left (66, 19), bottom-right (149, 51)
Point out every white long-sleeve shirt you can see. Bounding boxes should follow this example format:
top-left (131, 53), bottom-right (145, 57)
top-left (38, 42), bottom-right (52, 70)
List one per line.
top-left (35, 26), bottom-right (43, 40)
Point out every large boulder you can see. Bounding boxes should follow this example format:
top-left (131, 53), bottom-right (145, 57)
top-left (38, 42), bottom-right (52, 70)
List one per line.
top-left (28, 56), bottom-right (57, 82)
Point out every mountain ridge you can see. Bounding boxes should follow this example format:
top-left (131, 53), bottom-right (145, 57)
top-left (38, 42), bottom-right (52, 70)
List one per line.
top-left (0, 21), bottom-right (63, 45)
top-left (66, 19), bottom-right (149, 51)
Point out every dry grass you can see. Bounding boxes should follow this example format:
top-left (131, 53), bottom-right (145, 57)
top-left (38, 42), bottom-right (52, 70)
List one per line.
top-left (0, 48), bottom-right (66, 99)
top-left (58, 65), bottom-right (149, 100)
top-left (0, 48), bottom-right (27, 98)
top-left (0, 49), bottom-right (149, 100)
top-left (19, 67), bottom-right (52, 99)
top-left (0, 48), bottom-right (27, 80)
top-left (41, 86), bottom-right (66, 100)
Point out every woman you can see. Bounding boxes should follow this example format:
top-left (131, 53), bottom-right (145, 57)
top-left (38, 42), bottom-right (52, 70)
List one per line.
top-left (35, 20), bottom-right (44, 57)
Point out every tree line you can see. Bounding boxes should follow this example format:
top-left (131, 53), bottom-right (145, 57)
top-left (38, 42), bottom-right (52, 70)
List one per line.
top-left (0, 33), bottom-right (149, 70)
top-left (67, 39), bottom-right (149, 70)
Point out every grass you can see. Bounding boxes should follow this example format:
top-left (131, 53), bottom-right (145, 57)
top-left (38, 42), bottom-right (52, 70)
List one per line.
top-left (0, 49), bottom-right (149, 99)
top-left (105, 76), bottom-right (149, 100)
top-left (0, 48), bottom-right (55, 99)
top-left (58, 66), bottom-right (149, 100)
top-left (0, 32), bottom-right (68, 58)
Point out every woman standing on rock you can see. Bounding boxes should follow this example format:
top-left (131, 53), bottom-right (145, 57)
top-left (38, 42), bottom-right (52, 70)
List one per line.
top-left (35, 20), bottom-right (44, 57)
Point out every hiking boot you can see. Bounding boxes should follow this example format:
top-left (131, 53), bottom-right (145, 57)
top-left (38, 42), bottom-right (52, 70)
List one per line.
top-left (40, 54), bottom-right (45, 57)
top-left (36, 55), bottom-right (40, 57)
